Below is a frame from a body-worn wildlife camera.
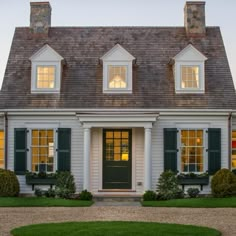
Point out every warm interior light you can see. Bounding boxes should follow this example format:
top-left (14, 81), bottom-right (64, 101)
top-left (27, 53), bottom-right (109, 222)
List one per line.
top-left (109, 75), bottom-right (126, 88)
top-left (121, 153), bottom-right (129, 161)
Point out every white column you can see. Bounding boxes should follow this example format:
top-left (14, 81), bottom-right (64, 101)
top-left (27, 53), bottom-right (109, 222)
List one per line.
top-left (83, 128), bottom-right (91, 191)
top-left (144, 127), bottom-right (152, 191)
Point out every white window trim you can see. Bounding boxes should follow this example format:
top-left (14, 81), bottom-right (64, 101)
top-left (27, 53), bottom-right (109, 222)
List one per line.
top-left (26, 124), bottom-right (59, 173)
top-left (31, 61), bottom-right (61, 93)
top-left (103, 61), bottom-right (133, 93)
top-left (175, 61), bottom-right (205, 94)
top-left (177, 127), bottom-right (208, 174)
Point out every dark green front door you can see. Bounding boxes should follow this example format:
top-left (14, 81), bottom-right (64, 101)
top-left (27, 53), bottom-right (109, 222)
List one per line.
top-left (103, 129), bottom-right (132, 189)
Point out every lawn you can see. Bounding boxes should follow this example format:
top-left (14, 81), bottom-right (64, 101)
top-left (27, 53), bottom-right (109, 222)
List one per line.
top-left (0, 197), bottom-right (93, 207)
top-left (142, 197), bottom-right (236, 208)
top-left (11, 222), bottom-right (221, 236)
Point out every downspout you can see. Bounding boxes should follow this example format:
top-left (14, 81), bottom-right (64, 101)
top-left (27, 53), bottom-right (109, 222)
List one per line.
top-left (228, 112), bottom-right (232, 170)
top-left (4, 112), bottom-right (8, 169)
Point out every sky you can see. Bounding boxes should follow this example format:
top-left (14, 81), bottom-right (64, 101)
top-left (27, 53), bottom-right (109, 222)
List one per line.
top-left (0, 0), bottom-right (236, 88)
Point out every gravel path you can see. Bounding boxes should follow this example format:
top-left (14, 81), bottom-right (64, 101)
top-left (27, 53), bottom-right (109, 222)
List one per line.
top-left (0, 207), bottom-right (236, 236)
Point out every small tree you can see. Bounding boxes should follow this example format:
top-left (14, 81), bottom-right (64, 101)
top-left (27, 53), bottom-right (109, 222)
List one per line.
top-left (156, 170), bottom-right (183, 200)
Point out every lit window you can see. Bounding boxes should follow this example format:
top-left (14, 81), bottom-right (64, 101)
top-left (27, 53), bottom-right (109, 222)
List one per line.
top-left (232, 131), bottom-right (236, 169)
top-left (108, 66), bottom-right (127, 89)
top-left (37, 66), bottom-right (55, 89)
top-left (181, 66), bottom-right (199, 89)
top-left (31, 129), bottom-right (54, 172)
top-left (101, 44), bottom-right (135, 93)
top-left (0, 131), bottom-right (4, 169)
top-left (173, 44), bottom-right (207, 93)
top-left (180, 129), bottom-right (204, 172)
top-left (30, 44), bottom-right (63, 93)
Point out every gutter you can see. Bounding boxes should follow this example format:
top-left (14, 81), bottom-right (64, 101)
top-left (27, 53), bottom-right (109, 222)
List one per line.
top-left (4, 112), bottom-right (8, 169)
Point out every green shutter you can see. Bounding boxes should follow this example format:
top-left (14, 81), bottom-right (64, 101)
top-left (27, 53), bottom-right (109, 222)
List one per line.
top-left (208, 128), bottom-right (221, 175)
top-left (14, 128), bottom-right (27, 175)
top-left (164, 128), bottom-right (178, 172)
top-left (57, 128), bottom-right (71, 171)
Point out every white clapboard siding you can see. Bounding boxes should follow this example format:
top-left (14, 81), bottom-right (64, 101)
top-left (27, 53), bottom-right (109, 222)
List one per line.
top-left (7, 115), bottom-right (83, 194)
top-left (151, 115), bottom-right (229, 194)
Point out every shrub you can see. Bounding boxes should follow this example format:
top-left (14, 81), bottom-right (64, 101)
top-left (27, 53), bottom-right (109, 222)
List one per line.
top-left (211, 168), bottom-right (236, 197)
top-left (55, 171), bottom-right (76, 199)
top-left (143, 190), bottom-right (157, 201)
top-left (156, 170), bottom-right (184, 200)
top-left (0, 169), bottom-right (20, 197)
top-left (45, 188), bottom-right (56, 198)
top-left (34, 188), bottom-right (43, 197)
top-left (232, 169), bottom-right (236, 175)
top-left (79, 190), bottom-right (93, 200)
top-left (187, 188), bottom-right (200, 198)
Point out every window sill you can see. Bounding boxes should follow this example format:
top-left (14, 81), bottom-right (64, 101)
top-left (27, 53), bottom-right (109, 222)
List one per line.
top-left (175, 89), bottom-right (205, 94)
top-left (31, 89), bottom-right (60, 94)
top-left (103, 89), bottom-right (132, 94)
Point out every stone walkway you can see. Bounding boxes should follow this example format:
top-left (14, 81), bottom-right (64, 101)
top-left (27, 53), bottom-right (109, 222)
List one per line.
top-left (0, 206), bottom-right (236, 236)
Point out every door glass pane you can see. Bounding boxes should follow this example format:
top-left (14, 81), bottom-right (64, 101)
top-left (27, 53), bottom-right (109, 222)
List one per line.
top-left (104, 130), bottom-right (130, 162)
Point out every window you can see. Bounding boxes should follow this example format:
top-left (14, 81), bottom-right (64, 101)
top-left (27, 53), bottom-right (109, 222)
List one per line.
top-left (30, 44), bottom-right (64, 93)
top-left (105, 130), bottom-right (130, 161)
top-left (232, 131), bottom-right (236, 169)
top-left (31, 129), bottom-right (54, 172)
top-left (101, 44), bottom-right (135, 93)
top-left (173, 44), bottom-right (207, 93)
top-left (108, 66), bottom-right (127, 89)
top-left (36, 66), bottom-right (55, 89)
top-left (180, 129), bottom-right (204, 172)
top-left (181, 66), bottom-right (199, 89)
top-left (0, 131), bottom-right (4, 169)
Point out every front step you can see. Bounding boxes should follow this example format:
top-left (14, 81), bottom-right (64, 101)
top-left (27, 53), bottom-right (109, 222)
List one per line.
top-left (93, 195), bottom-right (142, 202)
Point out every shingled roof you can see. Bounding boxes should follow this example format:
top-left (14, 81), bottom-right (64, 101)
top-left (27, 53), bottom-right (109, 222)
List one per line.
top-left (0, 26), bottom-right (235, 109)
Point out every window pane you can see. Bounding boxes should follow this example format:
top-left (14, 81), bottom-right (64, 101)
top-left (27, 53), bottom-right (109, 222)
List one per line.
top-left (181, 66), bottom-right (199, 89)
top-left (37, 66), bottom-right (55, 89)
top-left (31, 129), bottom-right (54, 172)
top-left (232, 131), bottom-right (236, 169)
top-left (108, 66), bottom-right (127, 89)
top-left (0, 131), bottom-right (4, 169)
top-left (180, 129), bottom-right (204, 173)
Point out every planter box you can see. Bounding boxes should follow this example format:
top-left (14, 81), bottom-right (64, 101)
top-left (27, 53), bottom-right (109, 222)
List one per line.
top-left (177, 176), bottom-right (209, 190)
top-left (26, 177), bottom-right (57, 190)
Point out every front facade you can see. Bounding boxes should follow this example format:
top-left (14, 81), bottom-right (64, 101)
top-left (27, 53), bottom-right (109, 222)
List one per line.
top-left (0, 1), bottom-right (235, 196)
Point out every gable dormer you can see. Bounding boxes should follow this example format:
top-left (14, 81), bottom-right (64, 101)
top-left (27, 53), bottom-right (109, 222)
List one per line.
top-left (30, 44), bottom-right (64, 93)
top-left (173, 44), bottom-right (207, 94)
top-left (101, 44), bottom-right (135, 93)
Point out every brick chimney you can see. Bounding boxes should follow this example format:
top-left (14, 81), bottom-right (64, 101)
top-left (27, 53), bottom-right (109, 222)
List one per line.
top-left (184, 1), bottom-right (206, 37)
top-left (30, 2), bottom-right (51, 35)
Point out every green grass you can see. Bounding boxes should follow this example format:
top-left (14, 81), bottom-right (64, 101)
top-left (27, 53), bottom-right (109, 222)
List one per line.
top-left (0, 197), bottom-right (93, 207)
top-left (142, 197), bottom-right (236, 208)
top-left (11, 222), bottom-right (221, 236)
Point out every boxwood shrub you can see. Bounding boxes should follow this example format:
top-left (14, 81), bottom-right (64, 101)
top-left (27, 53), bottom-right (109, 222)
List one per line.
top-left (0, 169), bottom-right (20, 197)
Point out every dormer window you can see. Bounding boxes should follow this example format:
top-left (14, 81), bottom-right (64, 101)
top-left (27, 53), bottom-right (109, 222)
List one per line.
top-left (30, 44), bottom-right (64, 93)
top-left (101, 44), bottom-right (135, 93)
top-left (37, 66), bottom-right (56, 89)
top-left (173, 44), bottom-right (207, 93)
top-left (181, 65), bottom-right (199, 89)
top-left (108, 66), bottom-right (127, 89)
